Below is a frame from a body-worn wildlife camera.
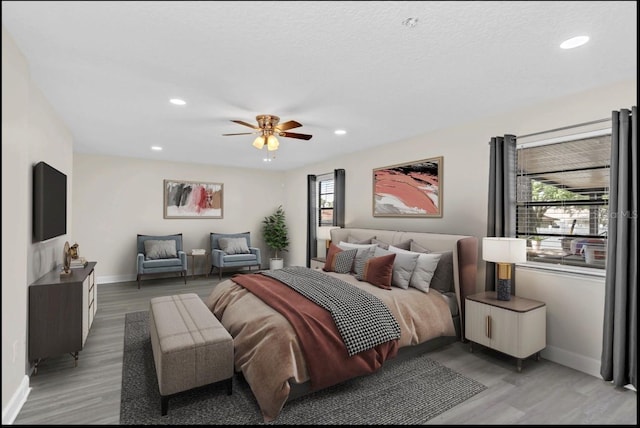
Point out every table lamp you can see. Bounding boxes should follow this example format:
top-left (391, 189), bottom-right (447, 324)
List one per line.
top-left (482, 237), bottom-right (527, 301)
top-left (317, 226), bottom-right (339, 256)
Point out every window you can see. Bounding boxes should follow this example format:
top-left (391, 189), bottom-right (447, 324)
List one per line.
top-left (317, 173), bottom-right (334, 226)
top-left (516, 129), bottom-right (611, 270)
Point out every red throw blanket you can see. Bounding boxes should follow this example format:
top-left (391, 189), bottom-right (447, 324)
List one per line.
top-left (232, 273), bottom-right (399, 391)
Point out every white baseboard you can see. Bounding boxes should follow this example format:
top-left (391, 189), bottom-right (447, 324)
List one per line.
top-left (541, 345), bottom-right (602, 379)
top-left (2, 375), bottom-right (30, 425)
top-left (96, 274), bottom-right (136, 284)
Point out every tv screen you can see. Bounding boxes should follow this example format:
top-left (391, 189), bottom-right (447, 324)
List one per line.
top-left (33, 161), bottom-right (67, 242)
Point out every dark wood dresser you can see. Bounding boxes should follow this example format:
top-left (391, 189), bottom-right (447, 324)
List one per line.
top-left (29, 261), bottom-right (97, 373)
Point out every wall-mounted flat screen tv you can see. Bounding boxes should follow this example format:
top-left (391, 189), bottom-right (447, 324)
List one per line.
top-left (33, 161), bottom-right (67, 242)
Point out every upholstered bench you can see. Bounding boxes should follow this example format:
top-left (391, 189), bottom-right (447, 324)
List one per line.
top-left (149, 293), bottom-right (233, 416)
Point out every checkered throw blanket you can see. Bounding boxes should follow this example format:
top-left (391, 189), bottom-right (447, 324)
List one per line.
top-left (262, 266), bottom-right (401, 356)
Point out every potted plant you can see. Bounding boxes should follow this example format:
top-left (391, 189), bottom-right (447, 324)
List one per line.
top-left (528, 236), bottom-right (545, 251)
top-left (262, 205), bottom-right (290, 270)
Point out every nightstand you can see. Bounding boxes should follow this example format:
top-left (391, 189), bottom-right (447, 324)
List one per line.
top-left (465, 291), bottom-right (546, 372)
top-left (310, 257), bottom-right (326, 270)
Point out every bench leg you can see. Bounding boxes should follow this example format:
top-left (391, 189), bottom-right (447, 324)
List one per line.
top-left (161, 395), bottom-right (168, 416)
top-left (226, 377), bottom-right (233, 395)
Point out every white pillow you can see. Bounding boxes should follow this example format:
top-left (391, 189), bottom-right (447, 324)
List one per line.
top-left (338, 241), bottom-right (377, 250)
top-left (388, 245), bottom-right (442, 293)
top-left (374, 246), bottom-right (419, 290)
top-left (219, 237), bottom-right (250, 255)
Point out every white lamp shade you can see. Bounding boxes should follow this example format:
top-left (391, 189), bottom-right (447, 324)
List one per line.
top-left (482, 237), bottom-right (527, 263)
top-left (317, 226), bottom-right (339, 241)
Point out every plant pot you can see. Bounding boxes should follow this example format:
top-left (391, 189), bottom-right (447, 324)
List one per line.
top-left (269, 258), bottom-right (284, 270)
top-left (530, 240), bottom-right (541, 251)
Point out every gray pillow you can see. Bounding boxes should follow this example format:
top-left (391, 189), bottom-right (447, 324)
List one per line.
top-left (144, 239), bottom-right (177, 260)
top-left (219, 237), bottom-right (250, 255)
top-left (375, 246), bottom-right (418, 290)
top-left (373, 238), bottom-right (412, 251)
top-left (430, 251), bottom-right (454, 293)
top-left (347, 235), bottom-right (376, 244)
top-left (410, 241), bottom-right (431, 253)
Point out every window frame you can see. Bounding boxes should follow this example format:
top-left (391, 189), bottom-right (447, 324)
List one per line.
top-left (317, 173), bottom-right (334, 227)
top-left (515, 128), bottom-right (611, 276)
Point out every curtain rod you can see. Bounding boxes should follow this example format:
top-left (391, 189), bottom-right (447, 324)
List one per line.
top-left (516, 117), bottom-right (610, 140)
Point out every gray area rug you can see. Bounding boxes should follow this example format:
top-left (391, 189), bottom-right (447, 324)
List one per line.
top-left (120, 311), bottom-right (486, 425)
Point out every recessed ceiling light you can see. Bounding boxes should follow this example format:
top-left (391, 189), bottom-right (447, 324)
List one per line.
top-left (169, 98), bottom-right (186, 106)
top-left (334, 129), bottom-right (347, 135)
top-left (151, 146), bottom-right (162, 151)
top-left (560, 35), bottom-right (589, 49)
top-left (263, 157), bottom-right (272, 162)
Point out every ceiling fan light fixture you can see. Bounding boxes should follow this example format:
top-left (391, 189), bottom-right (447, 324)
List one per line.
top-left (267, 135), bottom-right (279, 151)
top-left (252, 136), bottom-right (265, 149)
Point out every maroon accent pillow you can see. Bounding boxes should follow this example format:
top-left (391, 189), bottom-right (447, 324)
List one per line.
top-left (360, 253), bottom-right (396, 289)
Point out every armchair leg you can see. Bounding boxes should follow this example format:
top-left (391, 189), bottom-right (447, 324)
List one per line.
top-left (137, 274), bottom-right (140, 289)
top-left (219, 268), bottom-right (222, 281)
top-left (183, 270), bottom-right (187, 285)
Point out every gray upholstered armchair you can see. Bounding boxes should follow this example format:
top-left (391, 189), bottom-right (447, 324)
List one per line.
top-left (137, 233), bottom-right (187, 289)
top-left (210, 232), bottom-right (261, 280)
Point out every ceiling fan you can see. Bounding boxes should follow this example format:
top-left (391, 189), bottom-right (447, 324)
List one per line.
top-left (222, 114), bottom-right (312, 151)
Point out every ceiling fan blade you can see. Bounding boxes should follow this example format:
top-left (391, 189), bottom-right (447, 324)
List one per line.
top-left (222, 132), bottom-right (257, 136)
top-left (275, 120), bottom-right (302, 131)
top-left (231, 120), bottom-right (259, 129)
top-left (279, 132), bottom-right (313, 140)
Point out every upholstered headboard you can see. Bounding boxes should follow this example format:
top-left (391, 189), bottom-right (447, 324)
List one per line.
top-left (331, 228), bottom-right (478, 340)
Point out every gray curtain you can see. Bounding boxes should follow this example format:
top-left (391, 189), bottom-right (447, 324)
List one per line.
top-left (306, 174), bottom-right (317, 267)
top-left (601, 106), bottom-right (637, 389)
top-left (333, 169), bottom-right (346, 227)
top-left (485, 134), bottom-right (517, 292)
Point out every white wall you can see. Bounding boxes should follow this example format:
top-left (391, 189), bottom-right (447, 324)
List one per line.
top-left (2, 25), bottom-right (74, 424)
top-left (283, 79), bottom-right (636, 378)
top-left (72, 154), bottom-right (286, 282)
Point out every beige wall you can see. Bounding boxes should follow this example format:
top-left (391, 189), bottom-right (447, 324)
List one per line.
top-left (72, 154), bottom-right (286, 282)
top-left (283, 79), bottom-right (636, 378)
top-left (2, 26), bottom-right (74, 423)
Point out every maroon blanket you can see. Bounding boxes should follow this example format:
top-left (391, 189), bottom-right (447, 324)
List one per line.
top-left (232, 273), bottom-right (399, 391)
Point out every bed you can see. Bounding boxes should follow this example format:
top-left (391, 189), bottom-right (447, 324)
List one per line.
top-left (205, 227), bottom-right (478, 422)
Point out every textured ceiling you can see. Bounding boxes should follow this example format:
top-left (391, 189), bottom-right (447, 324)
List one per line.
top-left (2, 1), bottom-right (637, 171)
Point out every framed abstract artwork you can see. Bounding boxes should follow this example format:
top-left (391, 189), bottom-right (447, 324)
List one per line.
top-left (372, 156), bottom-right (443, 217)
top-left (163, 180), bottom-right (223, 219)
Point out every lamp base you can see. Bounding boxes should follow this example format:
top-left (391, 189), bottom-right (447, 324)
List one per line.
top-left (496, 278), bottom-right (511, 301)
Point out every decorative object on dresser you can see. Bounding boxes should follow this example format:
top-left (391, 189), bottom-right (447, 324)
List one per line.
top-left (372, 156), bottom-right (443, 218)
top-left (465, 291), bottom-right (546, 372)
top-left (482, 237), bottom-right (527, 301)
top-left (60, 241), bottom-right (72, 276)
top-left (29, 261), bottom-right (97, 374)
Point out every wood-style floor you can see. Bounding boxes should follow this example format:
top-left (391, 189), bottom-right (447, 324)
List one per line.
top-left (14, 275), bottom-right (637, 425)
